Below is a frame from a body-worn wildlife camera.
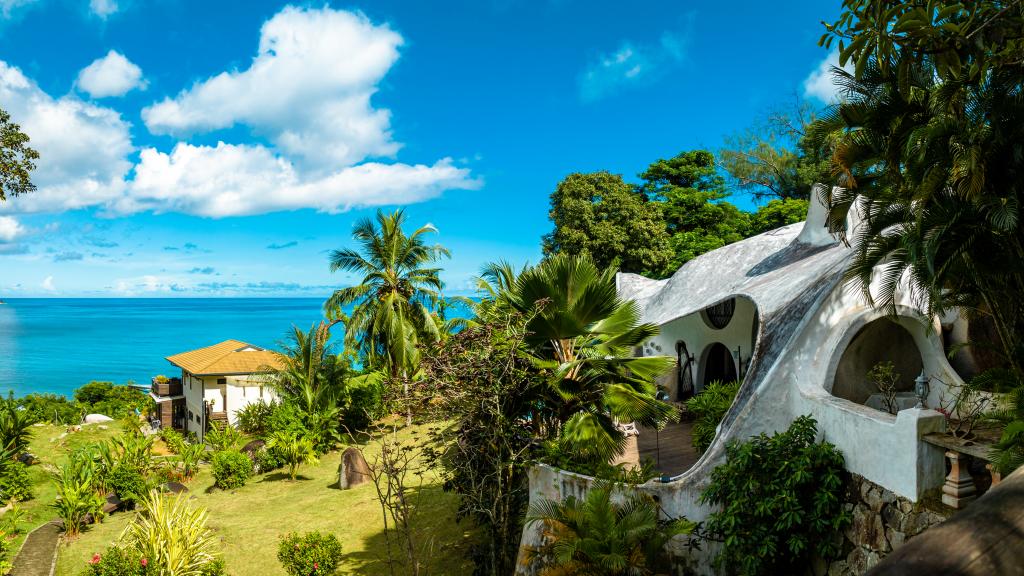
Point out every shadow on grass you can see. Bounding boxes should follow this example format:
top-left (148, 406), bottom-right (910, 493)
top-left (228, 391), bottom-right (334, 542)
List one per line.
top-left (341, 482), bottom-right (477, 576)
top-left (258, 472), bottom-right (313, 483)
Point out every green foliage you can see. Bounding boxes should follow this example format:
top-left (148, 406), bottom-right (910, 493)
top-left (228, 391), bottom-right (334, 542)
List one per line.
top-left (73, 382), bottom-right (153, 420)
top-left (160, 428), bottom-right (185, 454)
top-left (277, 531), bottom-right (344, 576)
top-left (326, 208), bottom-right (449, 378)
top-left (82, 546), bottom-right (148, 576)
top-left (16, 393), bottom-right (85, 424)
top-left (177, 443), bottom-right (205, 480)
top-left (204, 423), bottom-right (243, 452)
top-left (250, 446), bottom-right (284, 474)
top-left (0, 106), bottom-right (39, 201)
top-left (0, 394), bottom-right (35, 455)
top-left (701, 415), bottom-right (850, 575)
top-left (686, 381), bottom-right (740, 453)
top-left (749, 198), bottom-right (810, 236)
top-left (719, 102), bottom-right (831, 201)
top-left (1, 500), bottom-right (26, 534)
top-left (211, 450), bottom-right (252, 490)
top-left (265, 430), bottom-right (318, 481)
top-left (0, 532), bottom-right (10, 575)
top-left (119, 490), bottom-right (222, 575)
top-left (527, 484), bottom-right (693, 576)
top-left (542, 171), bottom-right (672, 277)
top-left (51, 477), bottom-right (105, 538)
top-left (235, 400), bottom-right (277, 436)
top-left (508, 253), bottom-right (677, 463)
top-left (108, 464), bottom-right (147, 508)
top-left (0, 456), bottom-right (33, 501)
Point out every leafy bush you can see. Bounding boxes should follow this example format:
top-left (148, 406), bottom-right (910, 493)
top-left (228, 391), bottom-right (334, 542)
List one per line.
top-left (686, 380), bottom-right (740, 453)
top-left (1, 501), bottom-right (26, 534)
top-left (340, 376), bottom-right (384, 432)
top-left (251, 446), bottom-right (284, 474)
top-left (108, 464), bottom-right (147, 508)
top-left (160, 429), bottom-right (185, 454)
top-left (17, 393), bottom-right (84, 424)
top-left (0, 533), bottom-right (11, 575)
top-left (51, 477), bottom-right (104, 538)
top-left (82, 546), bottom-right (147, 576)
top-left (74, 382), bottom-right (152, 420)
top-left (277, 531), bottom-right (344, 576)
top-left (527, 484), bottom-right (692, 575)
top-left (700, 415), bottom-right (851, 575)
top-left (211, 450), bottom-right (251, 490)
top-left (204, 423), bottom-right (243, 452)
top-left (0, 395), bottom-right (35, 455)
top-left (0, 457), bottom-right (33, 501)
top-left (177, 443), bottom-right (205, 480)
top-left (235, 400), bottom-right (276, 436)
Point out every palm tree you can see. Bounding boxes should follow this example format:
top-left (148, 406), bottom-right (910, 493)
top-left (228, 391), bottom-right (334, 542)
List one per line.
top-left (506, 253), bottom-right (676, 463)
top-left (526, 484), bottom-right (692, 576)
top-left (266, 430), bottom-right (319, 481)
top-left (326, 209), bottom-right (449, 378)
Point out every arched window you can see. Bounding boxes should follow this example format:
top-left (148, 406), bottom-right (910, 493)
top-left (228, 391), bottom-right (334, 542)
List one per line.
top-left (702, 298), bottom-right (736, 330)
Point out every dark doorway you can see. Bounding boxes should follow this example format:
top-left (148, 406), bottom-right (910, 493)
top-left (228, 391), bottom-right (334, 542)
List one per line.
top-left (702, 342), bottom-right (737, 387)
top-left (676, 341), bottom-right (695, 400)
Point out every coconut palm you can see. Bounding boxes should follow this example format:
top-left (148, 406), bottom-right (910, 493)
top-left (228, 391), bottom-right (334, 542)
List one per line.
top-left (506, 253), bottom-right (676, 462)
top-left (325, 209), bottom-right (449, 379)
top-left (527, 484), bottom-right (692, 576)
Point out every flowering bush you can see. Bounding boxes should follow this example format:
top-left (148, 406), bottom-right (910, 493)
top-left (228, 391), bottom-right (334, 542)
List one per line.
top-left (277, 531), bottom-right (343, 576)
top-left (82, 546), bottom-right (150, 576)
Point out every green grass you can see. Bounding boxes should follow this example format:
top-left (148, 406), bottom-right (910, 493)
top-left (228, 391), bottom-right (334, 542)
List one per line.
top-left (52, 424), bottom-right (475, 576)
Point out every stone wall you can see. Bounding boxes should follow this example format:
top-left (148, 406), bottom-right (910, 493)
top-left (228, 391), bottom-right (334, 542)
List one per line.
top-left (827, 474), bottom-right (950, 575)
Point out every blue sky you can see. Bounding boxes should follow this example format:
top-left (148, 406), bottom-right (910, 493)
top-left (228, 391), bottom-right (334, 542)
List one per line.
top-left (0, 0), bottom-right (842, 297)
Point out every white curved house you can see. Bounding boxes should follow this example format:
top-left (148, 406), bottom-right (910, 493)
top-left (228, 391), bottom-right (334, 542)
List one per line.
top-left (516, 187), bottom-right (971, 574)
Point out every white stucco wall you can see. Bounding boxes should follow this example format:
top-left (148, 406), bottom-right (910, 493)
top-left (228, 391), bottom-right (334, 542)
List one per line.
top-left (223, 374), bottom-right (277, 425)
top-left (181, 370), bottom-right (205, 439)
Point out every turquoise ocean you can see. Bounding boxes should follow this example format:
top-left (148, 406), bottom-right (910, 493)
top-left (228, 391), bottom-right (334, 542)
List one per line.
top-left (0, 298), bottom-right (332, 397)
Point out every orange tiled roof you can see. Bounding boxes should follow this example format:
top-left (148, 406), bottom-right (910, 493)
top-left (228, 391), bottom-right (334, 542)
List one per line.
top-left (166, 340), bottom-right (282, 376)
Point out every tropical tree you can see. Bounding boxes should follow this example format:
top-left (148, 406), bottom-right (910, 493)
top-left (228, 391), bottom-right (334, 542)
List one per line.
top-left (812, 1), bottom-right (1024, 471)
top-left (272, 323), bottom-right (348, 449)
top-left (526, 484), bottom-right (692, 576)
top-left (0, 107), bottom-right (38, 202)
top-left (507, 253), bottom-right (676, 463)
top-left (326, 209), bottom-right (449, 379)
top-left (543, 171), bottom-right (673, 277)
top-left (265, 430), bottom-right (319, 481)
top-left (0, 394), bottom-right (34, 455)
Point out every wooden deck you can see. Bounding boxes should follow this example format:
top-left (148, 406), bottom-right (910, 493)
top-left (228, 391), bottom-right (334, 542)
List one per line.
top-left (613, 421), bottom-right (700, 477)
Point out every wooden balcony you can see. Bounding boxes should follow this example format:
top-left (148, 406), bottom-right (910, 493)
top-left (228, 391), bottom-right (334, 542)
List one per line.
top-left (151, 377), bottom-right (182, 397)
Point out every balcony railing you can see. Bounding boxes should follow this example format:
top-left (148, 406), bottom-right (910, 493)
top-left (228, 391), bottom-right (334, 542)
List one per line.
top-left (151, 377), bottom-right (182, 397)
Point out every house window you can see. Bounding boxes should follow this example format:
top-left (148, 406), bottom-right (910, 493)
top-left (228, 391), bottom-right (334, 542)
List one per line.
top-left (217, 378), bottom-right (227, 385)
top-left (188, 411), bottom-right (194, 422)
top-left (702, 298), bottom-right (736, 330)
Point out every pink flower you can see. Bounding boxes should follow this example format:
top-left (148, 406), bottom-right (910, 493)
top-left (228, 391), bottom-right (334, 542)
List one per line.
top-left (314, 562), bottom-right (319, 571)
top-left (90, 553), bottom-right (101, 565)
top-left (141, 558), bottom-right (148, 567)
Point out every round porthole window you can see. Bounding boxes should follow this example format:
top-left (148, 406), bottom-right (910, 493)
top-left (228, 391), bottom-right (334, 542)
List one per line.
top-left (702, 298), bottom-right (736, 330)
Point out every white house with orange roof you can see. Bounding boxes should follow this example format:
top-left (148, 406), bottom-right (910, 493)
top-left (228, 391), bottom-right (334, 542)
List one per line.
top-left (162, 339), bottom-right (282, 441)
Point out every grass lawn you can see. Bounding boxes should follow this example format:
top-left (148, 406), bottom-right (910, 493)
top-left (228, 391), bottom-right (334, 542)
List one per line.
top-left (52, 424), bottom-right (476, 576)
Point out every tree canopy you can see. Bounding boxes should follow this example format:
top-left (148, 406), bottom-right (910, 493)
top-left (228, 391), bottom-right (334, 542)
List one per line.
top-left (0, 107), bottom-right (38, 202)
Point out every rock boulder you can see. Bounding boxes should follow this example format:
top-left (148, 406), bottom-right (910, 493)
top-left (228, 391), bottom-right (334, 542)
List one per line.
top-left (338, 447), bottom-right (371, 489)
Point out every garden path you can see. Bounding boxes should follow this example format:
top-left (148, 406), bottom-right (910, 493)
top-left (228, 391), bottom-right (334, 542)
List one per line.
top-left (10, 520), bottom-right (61, 576)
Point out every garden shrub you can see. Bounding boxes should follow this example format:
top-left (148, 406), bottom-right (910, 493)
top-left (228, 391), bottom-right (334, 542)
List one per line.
top-left (160, 428), bottom-right (185, 454)
top-left (82, 546), bottom-right (147, 576)
top-left (277, 531), bottom-right (344, 576)
top-left (204, 423), bottom-right (243, 452)
top-left (251, 446), bottom-right (284, 474)
top-left (0, 459), bottom-right (33, 501)
top-left (211, 450), bottom-right (252, 490)
top-left (686, 380), bottom-right (740, 453)
top-left (235, 400), bottom-right (276, 436)
top-left (0, 530), bottom-right (11, 574)
top-left (700, 415), bottom-right (851, 575)
top-left (17, 393), bottom-right (85, 424)
top-left (340, 377), bottom-right (384, 432)
top-left (73, 382), bottom-right (152, 420)
top-left (108, 464), bottom-right (147, 508)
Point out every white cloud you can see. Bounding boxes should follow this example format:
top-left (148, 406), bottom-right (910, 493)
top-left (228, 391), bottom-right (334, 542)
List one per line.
top-left (0, 0), bottom-right (39, 18)
top-left (89, 0), bottom-right (117, 18)
top-left (803, 50), bottom-right (853, 104)
top-left (0, 6), bottom-right (478, 218)
top-left (0, 216), bottom-right (24, 242)
top-left (0, 60), bottom-right (133, 213)
top-left (579, 30), bottom-right (688, 102)
top-left (41, 275), bottom-right (55, 291)
top-left (142, 6), bottom-right (403, 170)
top-left (76, 50), bottom-right (146, 98)
top-left (123, 142), bottom-right (474, 217)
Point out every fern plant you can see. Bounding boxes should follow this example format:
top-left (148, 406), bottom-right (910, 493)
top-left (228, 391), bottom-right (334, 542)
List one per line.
top-left (685, 381), bottom-right (739, 453)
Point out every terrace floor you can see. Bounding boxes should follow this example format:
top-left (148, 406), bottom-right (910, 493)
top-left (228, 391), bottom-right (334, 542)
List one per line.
top-left (616, 421), bottom-right (700, 478)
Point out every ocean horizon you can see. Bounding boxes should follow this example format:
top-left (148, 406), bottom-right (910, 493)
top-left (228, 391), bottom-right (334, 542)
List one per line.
top-left (0, 297), bottom-right (336, 397)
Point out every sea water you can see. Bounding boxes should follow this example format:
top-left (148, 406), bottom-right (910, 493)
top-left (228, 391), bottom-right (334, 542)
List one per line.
top-left (0, 298), bottom-right (331, 397)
